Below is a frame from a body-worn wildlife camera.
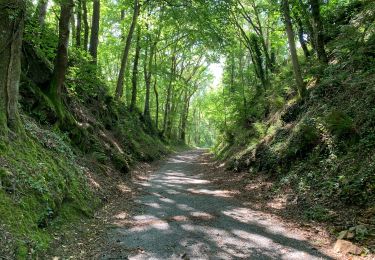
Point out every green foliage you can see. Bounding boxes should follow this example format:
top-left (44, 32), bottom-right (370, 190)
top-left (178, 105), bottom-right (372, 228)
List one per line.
top-left (325, 110), bottom-right (356, 138)
top-left (24, 20), bottom-right (58, 62)
top-left (303, 205), bottom-right (333, 222)
top-left (285, 119), bottom-right (321, 160)
top-left (67, 49), bottom-right (106, 101)
top-left (0, 119), bottom-right (96, 257)
top-left (6, 0), bottom-right (375, 254)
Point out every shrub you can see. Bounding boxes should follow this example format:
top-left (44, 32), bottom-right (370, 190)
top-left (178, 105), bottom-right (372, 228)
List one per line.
top-left (325, 110), bottom-right (356, 138)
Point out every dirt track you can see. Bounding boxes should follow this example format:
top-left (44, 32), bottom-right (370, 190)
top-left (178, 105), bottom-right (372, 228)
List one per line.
top-left (102, 149), bottom-right (333, 259)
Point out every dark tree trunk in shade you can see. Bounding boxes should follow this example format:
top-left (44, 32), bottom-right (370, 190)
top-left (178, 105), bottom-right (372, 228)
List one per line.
top-left (76, 0), bottom-right (82, 48)
top-left (115, 0), bottom-right (140, 99)
top-left (0, 0), bottom-right (25, 134)
top-left (179, 94), bottom-right (190, 142)
top-left (143, 44), bottom-right (152, 123)
top-left (70, 11), bottom-right (76, 45)
top-left (153, 52), bottom-right (159, 129)
top-left (162, 55), bottom-right (176, 135)
top-left (296, 15), bottom-right (310, 58)
top-left (89, 0), bottom-right (100, 63)
top-left (130, 26), bottom-right (141, 112)
top-left (120, 9), bottom-right (125, 40)
top-left (282, 0), bottom-right (306, 98)
top-left (309, 0), bottom-right (328, 63)
top-left (82, 0), bottom-right (89, 51)
top-left (154, 79), bottom-right (159, 129)
top-left (49, 0), bottom-right (73, 117)
top-left (143, 20), bottom-right (160, 125)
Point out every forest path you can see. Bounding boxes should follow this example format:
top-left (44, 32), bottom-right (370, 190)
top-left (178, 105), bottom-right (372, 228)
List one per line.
top-left (102, 149), bottom-right (333, 259)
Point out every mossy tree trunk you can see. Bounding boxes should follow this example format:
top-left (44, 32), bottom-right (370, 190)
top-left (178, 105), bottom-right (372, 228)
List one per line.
top-left (89, 0), bottom-right (100, 64)
top-left (49, 0), bottom-right (73, 119)
top-left (0, 0), bottom-right (25, 135)
top-left (143, 23), bottom-right (159, 126)
top-left (296, 15), bottom-right (310, 59)
top-left (153, 56), bottom-right (159, 130)
top-left (309, 0), bottom-right (328, 64)
top-left (162, 55), bottom-right (176, 136)
top-left (179, 92), bottom-right (189, 143)
top-left (34, 0), bottom-right (48, 26)
top-left (76, 0), bottom-right (82, 47)
top-left (282, 0), bottom-right (306, 98)
top-left (70, 9), bottom-right (76, 44)
top-left (115, 0), bottom-right (140, 99)
top-left (143, 42), bottom-right (152, 124)
top-left (82, 0), bottom-right (89, 52)
top-left (130, 26), bottom-right (141, 112)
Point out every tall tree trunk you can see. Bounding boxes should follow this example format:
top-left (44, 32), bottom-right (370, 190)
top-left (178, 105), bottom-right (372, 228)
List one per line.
top-left (238, 50), bottom-right (247, 112)
top-left (35, 0), bottom-right (48, 26)
top-left (0, 0), bottom-right (25, 134)
top-left (162, 55), bottom-right (176, 136)
top-left (297, 0), bottom-right (316, 51)
top-left (250, 34), bottom-right (267, 90)
top-left (296, 15), bottom-right (310, 58)
top-left (120, 9), bottom-right (125, 40)
top-left (89, 0), bottom-right (100, 63)
top-left (143, 22), bottom-right (160, 125)
top-left (282, 0), bottom-right (306, 98)
top-left (166, 92), bottom-right (175, 139)
top-left (153, 77), bottom-right (159, 130)
top-left (70, 11), bottom-right (76, 46)
top-left (115, 0), bottom-right (140, 99)
top-left (143, 44), bottom-right (151, 123)
top-left (309, 0), bottom-right (328, 63)
top-left (130, 26), bottom-right (141, 112)
top-left (76, 0), bottom-right (82, 47)
top-left (251, 2), bottom-right (274, 72)
top-left (49, 0), bottom-right (73, 118)
top-left (179, 93), bottom-right (190, 142)
top-left (82, 0), bottom-right (89, 51)
top-left (153, 50), bottom-right (159, 129)
top-left (163, 82), bottom-right (172, 136)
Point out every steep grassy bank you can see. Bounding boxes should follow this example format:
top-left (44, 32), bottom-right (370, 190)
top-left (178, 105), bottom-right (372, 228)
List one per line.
top-left (0, 38), bottom-right (169, 258)
top-left (214, 1), bottom-right (375, 250)
top-left (0, 120), bottom-right (96, 258)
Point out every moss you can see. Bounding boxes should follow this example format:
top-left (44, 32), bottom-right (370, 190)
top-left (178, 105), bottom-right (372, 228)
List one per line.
top-left (0, 122), bottom-right (96, 257)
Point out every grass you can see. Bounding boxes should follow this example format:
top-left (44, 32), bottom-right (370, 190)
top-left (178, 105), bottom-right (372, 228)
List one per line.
top-left (0, 120), bottom-right (97, 258)
top-left (214, 58), bottom-right (375, 244)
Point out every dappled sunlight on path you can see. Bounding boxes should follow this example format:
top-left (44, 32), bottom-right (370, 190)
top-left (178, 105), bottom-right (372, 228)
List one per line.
top-left (103, 150), bottom-right (332, 259)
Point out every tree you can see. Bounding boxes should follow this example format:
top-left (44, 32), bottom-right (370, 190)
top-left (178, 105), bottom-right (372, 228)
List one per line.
top-left (49, 0), bottom-right (74, 118)
top-left (76, 0), bottom-right (82, 47)
top-left (115, 0), bottom-right (140, 99)
top-left (0, 0), bottom-right (25, 134)
top-left (309, 0), bottom-right (328, 63)
top-left (163, 54), bottom-right (177, 136)
top-left (35, 0), bottom-right (48, 26)
top-left (143, 19), bottom-right (162, 125)
top-left (130, 26), bottom-right (141, 112)
top-left (89, 0), bottom-right (100, 63)
top-left (82, 0), bottom-right (89, 51)
top-left (295, 14), bottom-right (310, 58)
top-left (281, 0), bottom-right (306, 98)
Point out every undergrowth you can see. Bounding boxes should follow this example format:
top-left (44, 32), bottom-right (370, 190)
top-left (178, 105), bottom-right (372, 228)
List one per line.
top-left (1, 23), bottom-right (170, 258)
top-left (0, 119), bottom-right (96, 258)
top-left (214, 1), bottom-right (375, 242)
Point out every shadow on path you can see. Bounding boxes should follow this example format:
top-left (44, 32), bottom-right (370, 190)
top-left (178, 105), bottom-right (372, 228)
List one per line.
top-left (103, 150), bottom-right (333, 259)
